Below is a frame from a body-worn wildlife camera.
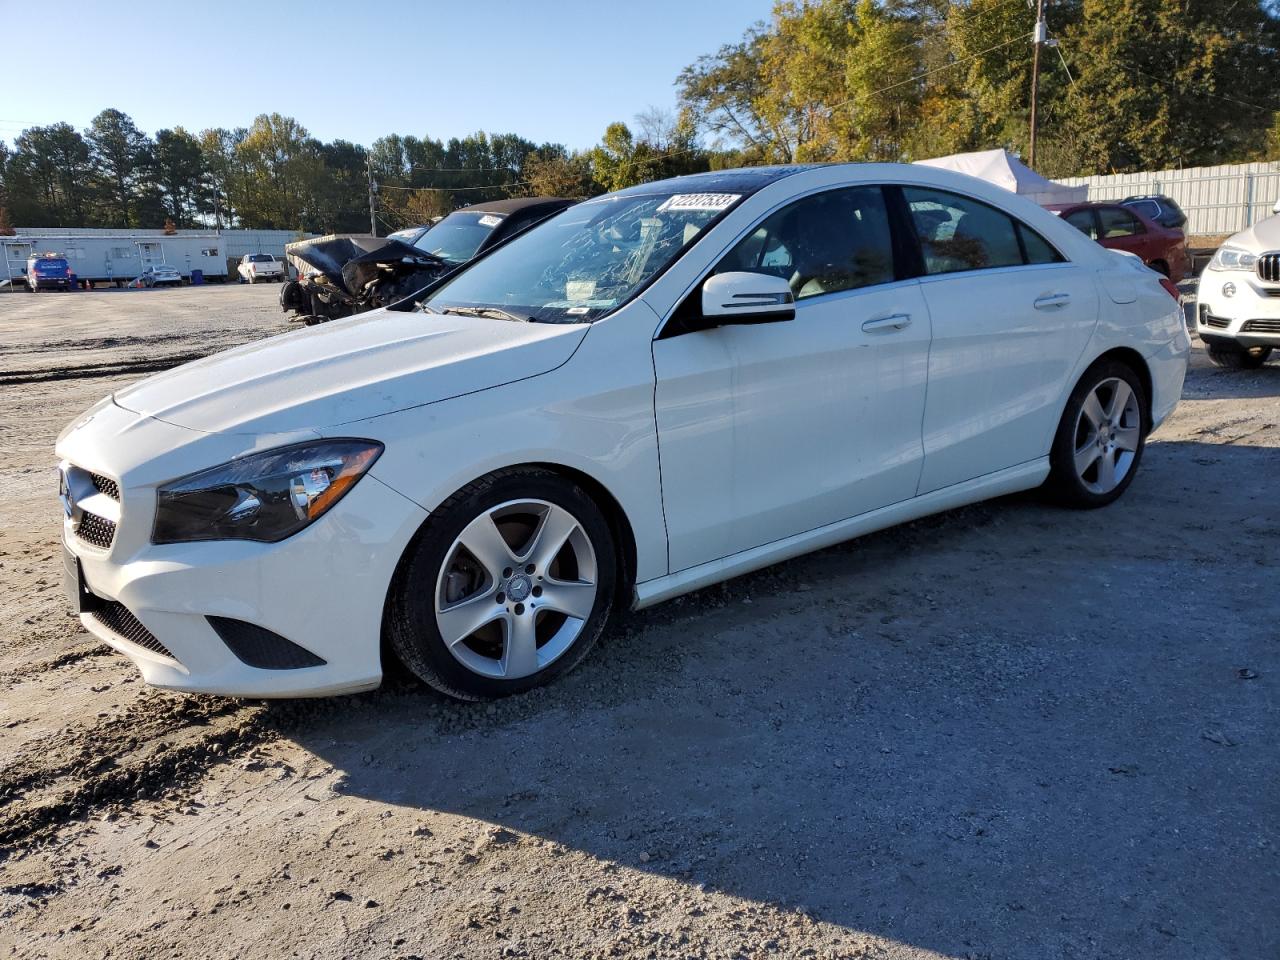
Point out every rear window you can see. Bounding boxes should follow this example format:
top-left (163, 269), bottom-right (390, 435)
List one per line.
top-left (248, 254), bottom-right (275, 263)
top-left (32, 258), bottom-right (68, 272)
top-left (1125, 199), bottom-right (1160, 221)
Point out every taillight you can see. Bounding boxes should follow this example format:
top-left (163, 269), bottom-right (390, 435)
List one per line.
top-left (1159, 277), bottom-right (1181, 301)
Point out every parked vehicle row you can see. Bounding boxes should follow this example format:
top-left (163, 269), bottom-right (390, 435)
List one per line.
top-left (56, 163), bottom-right (1188, 701)
top-left (278, 197), bottom-right (576, 323)
top-left (1047, 200), bottom-right (1191, 282)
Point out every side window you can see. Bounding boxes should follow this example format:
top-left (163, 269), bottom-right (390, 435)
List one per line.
top-left (716, 186), bottom-right (896, 300)
top-left (1099, 207), bottom-right (1144, 237)
top-left (1064, 209), bottom-right (1098, 240)
top-left (1020, 223), bottom-right (1065, 265)
top-left (904, 187), bottom-right (1024, 274)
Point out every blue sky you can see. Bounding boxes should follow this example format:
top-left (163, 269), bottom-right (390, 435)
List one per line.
top-left (0, 0), bottom-right (776, 150)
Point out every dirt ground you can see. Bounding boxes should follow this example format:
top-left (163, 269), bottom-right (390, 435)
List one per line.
top-left (0, 284), bottom-right (1276, 960)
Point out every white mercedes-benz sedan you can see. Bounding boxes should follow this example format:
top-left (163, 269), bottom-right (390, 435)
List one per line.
top-left (56, 164), bottom-right (1189, 700)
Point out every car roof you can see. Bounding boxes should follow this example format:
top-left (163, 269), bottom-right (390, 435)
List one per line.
top-left (607, 165), bottom-right (829, 199)
top-left (456, 197), bottom-right (576, 216)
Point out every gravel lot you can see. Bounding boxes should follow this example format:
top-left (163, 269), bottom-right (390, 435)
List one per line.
top-left (1, 284), bottom-right (1277, 960)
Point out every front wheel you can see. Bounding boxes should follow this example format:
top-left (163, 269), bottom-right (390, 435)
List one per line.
top-left (1046, 360), bottom-right (1149, 508)
top-left (1207, 344), bottom-right (1271, 369)
top-left (386, 468), bottom-right (618, 700)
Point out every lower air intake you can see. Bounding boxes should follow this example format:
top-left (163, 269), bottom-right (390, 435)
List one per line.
top-left (91, 602), bottom-right (178, 661)
top-left (207, 617), bottom-right (327, 670)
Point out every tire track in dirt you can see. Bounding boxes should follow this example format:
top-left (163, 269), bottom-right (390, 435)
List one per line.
top-left (0, 353), bottom-right (209, 386)
top-left (0, 694), bottom-right (276, 856)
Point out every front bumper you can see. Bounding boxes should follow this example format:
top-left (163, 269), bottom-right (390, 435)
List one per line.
top-left (57, 402), bottom-right (427, 697)
top-left (1197, 272), bottom-right (1280, 347)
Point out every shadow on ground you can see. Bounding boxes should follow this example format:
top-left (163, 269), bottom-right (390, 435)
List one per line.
top-left (270, 438), bottom-right (1278, 958)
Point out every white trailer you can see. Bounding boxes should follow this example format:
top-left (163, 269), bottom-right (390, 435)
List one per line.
top-left (1, 234), bottom-right (229, 288)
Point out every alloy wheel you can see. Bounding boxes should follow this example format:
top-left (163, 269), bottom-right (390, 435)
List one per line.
top-left (1072, 377), bottom-right (1141, 495)
top-left (434, 499), bottom-right (598, 680)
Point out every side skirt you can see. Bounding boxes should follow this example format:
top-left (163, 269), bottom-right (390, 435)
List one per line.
top-left (631, 458), bottom-right (1049, 610)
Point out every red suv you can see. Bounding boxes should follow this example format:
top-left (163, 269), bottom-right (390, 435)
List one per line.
top-left (1045, 201), bottom-right (1191, 282)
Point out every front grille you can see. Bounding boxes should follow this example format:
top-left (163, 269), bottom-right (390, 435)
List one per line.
top-left (90, 473), bottom-right (120, 500)
top-left (1256, 253), bottom-right (1280, 283)
top-left (1242, 318), bottom-right (1280, 333)
top-left (91, 602), bottom-right (177, 660)
top-left (75, 512), bottom-right (116, 549)
top-left (1201, 309), bottom-right (1231, 329)
top-left (207, 616), bottom-right (326, 670)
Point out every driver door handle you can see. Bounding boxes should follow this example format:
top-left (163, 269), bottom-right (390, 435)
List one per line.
top-left (862, 313), bottom-right (912, 332)
top-left (1034, 293), bottom-right (1072, 310)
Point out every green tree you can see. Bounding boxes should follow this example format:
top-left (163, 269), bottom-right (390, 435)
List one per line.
top-left (9, 123), bottom-right (94, 226)
top-left (151, 127), bottom-right (206, 227)
top-left (234, 114), bottom-right (323, 229)
top-left (86, 109), bottom-right (151, 226)
top-left (1056, 0), bottom-right (1280, 174)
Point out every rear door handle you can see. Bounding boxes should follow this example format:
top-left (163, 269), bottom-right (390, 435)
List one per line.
top-left (1034, 293), bottom-right (1071, 310)
top-left (862, 313), bottom-right (912, 332)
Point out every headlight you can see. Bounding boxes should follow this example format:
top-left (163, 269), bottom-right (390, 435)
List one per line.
top-left (1208, 245), bottom-right (1258, 272)
top-left (152, 440), bottom-right (383, 544)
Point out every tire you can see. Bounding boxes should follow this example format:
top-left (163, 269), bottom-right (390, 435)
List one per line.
top-left (386, 467), bottom-right (619, 700)
top-left (1046, 359), bottom-right (1149, 508)
top-left (1207, 344), bottom-right (1271, 370)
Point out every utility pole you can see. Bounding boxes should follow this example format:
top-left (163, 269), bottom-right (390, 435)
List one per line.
top-left (1028, 0), bottom-right (1047, 169)
top-left (366, 153), bottom-right (378, 237)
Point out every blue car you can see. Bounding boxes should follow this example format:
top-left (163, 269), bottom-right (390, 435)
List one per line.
top-left (26, 254), bottom-right (72, 291)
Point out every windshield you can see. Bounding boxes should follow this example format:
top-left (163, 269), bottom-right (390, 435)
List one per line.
top-left (413, 211), bottom-right (505, 264)
top-left (424, 191), bottom-right (739, 324)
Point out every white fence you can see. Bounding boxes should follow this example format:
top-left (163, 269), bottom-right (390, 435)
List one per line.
top-left (1058, 161), bottom-right (1280, 237)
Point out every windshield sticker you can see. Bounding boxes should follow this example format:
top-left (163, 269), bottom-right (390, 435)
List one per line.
top-left (656, 193), bottom-right (740, 214)
top-left (478, 214), bottom-right (503, 227)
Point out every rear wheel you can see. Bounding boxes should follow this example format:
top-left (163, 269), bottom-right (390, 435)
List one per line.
top-left (1207, 344), bottom-right (1271, 369)
top-left (1046, 360), bottom-right (1148, 508)
top-left (386, 468), bottom-right (618, 700)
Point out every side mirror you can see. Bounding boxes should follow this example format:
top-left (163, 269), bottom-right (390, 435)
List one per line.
top-left (1273, 198), bottom-right (1280, 215)
top-left (699, 271), bottom-right (795, 326)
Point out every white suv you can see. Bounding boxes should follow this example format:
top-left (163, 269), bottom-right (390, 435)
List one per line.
top-left (1197, 216), bottom-right (1280, 369)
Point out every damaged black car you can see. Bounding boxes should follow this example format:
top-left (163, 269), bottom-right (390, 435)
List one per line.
top-left (279, 196), bottom-right (576, 323)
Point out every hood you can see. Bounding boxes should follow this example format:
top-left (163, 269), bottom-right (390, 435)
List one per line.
top-left (1228, 214), bottom-right (1280, 253)
top-left (113, 309), bottom-right (588, 436)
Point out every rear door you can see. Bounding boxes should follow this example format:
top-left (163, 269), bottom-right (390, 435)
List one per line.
top-left (653, 184), bottom-right (932, 571)
top-left (903, 186), bottom-right (1099, 494)
top-left (1096, 206), bottom-right (1149, 260)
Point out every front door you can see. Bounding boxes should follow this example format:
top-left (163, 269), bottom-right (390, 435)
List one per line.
top-left (136, 241), bottom-right (164, 269)
top-left (652, 185), bottom-right (932, 573)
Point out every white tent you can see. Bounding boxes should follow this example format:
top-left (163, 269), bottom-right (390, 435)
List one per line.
top-left (914, 148), bottom-right (1087, 206)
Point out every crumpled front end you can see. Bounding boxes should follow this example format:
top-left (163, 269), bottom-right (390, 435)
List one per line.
top-left (282, 235), bottom-right (448, 324)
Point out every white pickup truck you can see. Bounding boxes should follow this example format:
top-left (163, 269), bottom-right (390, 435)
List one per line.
top-left (237, 253), bottom-right (286, 283)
